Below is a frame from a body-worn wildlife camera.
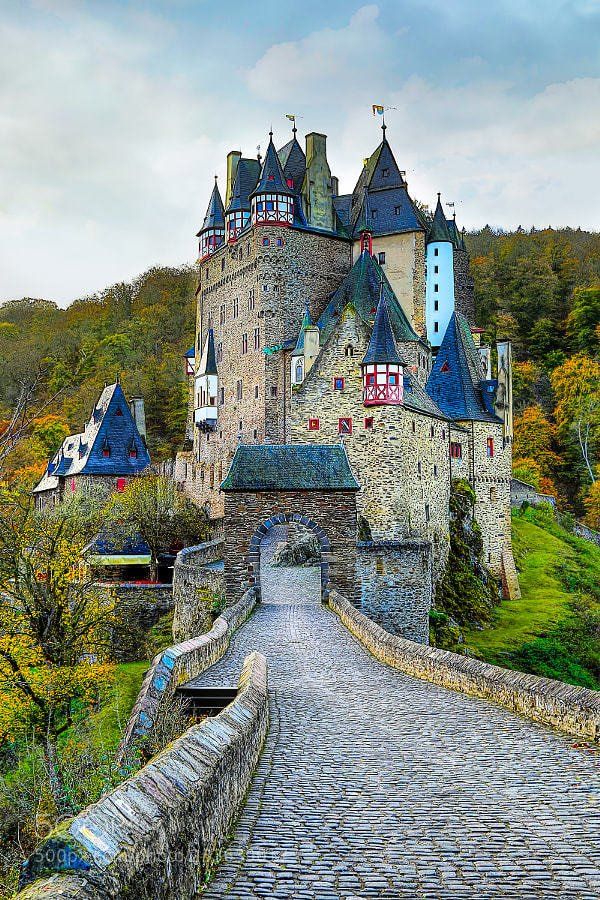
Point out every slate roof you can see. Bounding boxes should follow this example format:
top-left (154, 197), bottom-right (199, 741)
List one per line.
top-left (250, 135), bottom-right (294, 198)
top-left (33, 383), bottom-right (151, 493)
top-left (197, 178), bottom-right (225, 236)
top-left (333, 194), bottom-right (352, 228)
top-left (426, 312), bottom-right (503, 423)
top-left (403, 372), bottom-right (449, 420)
top-left (316, 250), bottom-right (421, 348)
top-left (84, 531), bottom-right (151, 558)
top-left (221, 444), bottom-right (360, 491)
top-left (362, 293), bottom-right (403, 366)
top-left (198, 328), bottom-right (217, 376)
top-left (447, 215), bottom-right (462, 249)
top-left (427, 195), bottom-right (452, 244)
top-left (225, 158), bottom-right (261, 213)
top-left (278, 136), bottom-right (306, 192)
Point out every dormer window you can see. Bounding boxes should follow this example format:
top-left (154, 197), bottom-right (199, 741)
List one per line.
top-left (115, 407), bottom-right (123, 416)
top-left (382, 168), bottom-right (390, 178)
top-left (102, 441), bottom-right (110, 458)
top-left (129, 443), bottom-right (138, 459)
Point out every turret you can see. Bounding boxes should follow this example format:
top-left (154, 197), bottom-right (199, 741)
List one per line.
top-left (196, 177), bottom-right (225, 261)
top-left (425, 193), bottom-right (455, 348)
top-left (224, 157), bottom-right (260, 243)
top-left (194, 329), bottom-right (218, 430)
top-left (361, 291), bottom-right (404, 406)
top-left (250, 132), bottom-right (294, 227)
top-left (291, 308), bottom-right (320, 385)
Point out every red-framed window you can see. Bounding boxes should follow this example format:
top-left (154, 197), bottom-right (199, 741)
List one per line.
top-left (486, 437), bottom-right (495, 457)
top-left (333, 377), bottom-right (345, 391)
top-left (366, 373), bottom-right (376, 386)
top-left (308, 418), bottom-right (320, 431)
top-left (450, 442), bottom-right (462, 459)
top-left (116, 477), bottom-right (127, 492)
top-left (338, 417), bottom-right (352, 435)
top-left (364, 417), bottom-right (374, 430)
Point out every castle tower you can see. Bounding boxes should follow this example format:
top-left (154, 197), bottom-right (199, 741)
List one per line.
top-left (361, 291), bottom-right (404, 406)
top-left (250, 132), bottom-right (295, 226)
top-left (197, 177), bottom-right (225, 261)
top-left (425, 194), bottom-right (454, 348)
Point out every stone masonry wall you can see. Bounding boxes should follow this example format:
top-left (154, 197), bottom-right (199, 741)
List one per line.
top-left (107, 583), bottom-right (173, 662)
top-left (172, 540), bottom-right (225, 641)
top-left (18, 652), bottom-right (268, 900)
top-left (116, 588), bottom-right (257, 765)
top-left (223, 490), bottom-right (357, 602)
top-left (329, 591), bottom-right (600, 742)
top-left (453, 247), bottom-right (475, 324)
top-left (356, 540), bottom-right (433, 643)
top-left (290, 308), bottom-right (450, 577)
top-left (189, 226), bottom-right (351, 518)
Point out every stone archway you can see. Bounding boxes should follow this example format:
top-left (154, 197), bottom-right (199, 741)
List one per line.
top-left (247, 513), bottom-right (331, 601)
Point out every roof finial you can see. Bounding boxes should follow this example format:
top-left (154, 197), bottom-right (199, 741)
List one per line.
top-left (437, 192), bottom-right (441, 201)
top-left (269, 126), bottom-right (273, 141)
top-left (453, 210), bottom-right (456, 220)
top-left (382, 115), bottom-right (387, 138)
top-left (257, 143), bottom-right (262, 165)
top-left (214, 174), bottom-right (218, 184)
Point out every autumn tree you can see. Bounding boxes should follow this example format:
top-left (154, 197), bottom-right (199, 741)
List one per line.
top-left (105, 474), bottom-right (207, 581)
top-left (0, 490), bottom-right (115, 813)
top-left (551, 354), bottom-right (600, 485)
top-left (566, 285), bottom-right (600, 353)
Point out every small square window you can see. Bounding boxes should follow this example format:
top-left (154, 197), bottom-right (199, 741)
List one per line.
top-left (430, 425), bottom-right (435, 437)
top-left (434, 284), bottom-right (439, 293)
top-left (382, 168), bottom-right (390, 177)
top-left (270, 385), bottom-right (277, 398)
top-left (364, 417), bottom-right (374, 430)
top-left (378, 252), bottom-right (386, 265)
top-left (333, 377), bottom-right (345, 391)
top-left (276, 237), bottom-right (284, 247)
top-left (434, 300), bottom-right (439, 311)
top-left (338, 417), bottom-right (352, 435)
top-left (394, 206), bottom-right (401, 215)
top-left (486, 437), bottom-right (495, 458)
top-left (434, 465), bottom-right (438, 476)
top-left (434, 322), bottom-right (439, 333)
top-left (262, 237), bottom-right (270, 247)
top-left (434, 248), bottom-right (439, 256)
top-left (434, 265), bottom-right (439, 274)
top-left (308, 418), bottom-right (320, 431)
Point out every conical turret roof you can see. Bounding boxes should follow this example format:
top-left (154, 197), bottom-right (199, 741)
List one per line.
top-left (447, 214), bottom-right (462, 249)
top-left (292, 307), bottom-right (312, 356)
top-left (197, 178), bottom-right (225, 236)
top-left (198, 328), bottom-right (218, 376)
top-left (362, 292), bottom-right (403, 366)
top-left (427, 194), bottom-right (452, 244)
top-left (225, 158), bottom-right (261, 214)
top-left (250, 133), bottom-right (294, 197)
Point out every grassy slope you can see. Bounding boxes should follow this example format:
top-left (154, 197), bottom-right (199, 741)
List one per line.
top-left (89, 661), bottom-right (148, 752)
top-left (464, 510), bottom-right (600, 685)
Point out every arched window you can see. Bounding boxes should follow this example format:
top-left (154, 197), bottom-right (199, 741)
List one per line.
top-left (344, 344), bottom-right (354, 358)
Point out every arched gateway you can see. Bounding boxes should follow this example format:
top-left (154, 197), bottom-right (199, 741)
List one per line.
top-left (221, 444), bottom-right (359, 602)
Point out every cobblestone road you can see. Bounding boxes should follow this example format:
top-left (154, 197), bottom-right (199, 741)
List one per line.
top-left (193, 555), bottom-right (600, 899)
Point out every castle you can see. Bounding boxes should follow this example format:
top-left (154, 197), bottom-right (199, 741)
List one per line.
top-left (176, 120), bottom-right (520, 635)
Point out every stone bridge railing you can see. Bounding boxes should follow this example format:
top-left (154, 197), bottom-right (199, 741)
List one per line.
top-left (172, 539), bottom-right (225, 641)
top-left (18, 651), bottom-right (268, 900)
top-left (330, 590), bottom-right (600, 742)
top-left (116, 586), bottom-right (256, 765)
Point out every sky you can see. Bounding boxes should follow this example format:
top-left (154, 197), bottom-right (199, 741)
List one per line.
top-left (1, 0), bottom-right (599, 306)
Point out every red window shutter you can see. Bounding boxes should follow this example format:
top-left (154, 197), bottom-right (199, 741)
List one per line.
top-left (308, 418), bottom-right (320, 431)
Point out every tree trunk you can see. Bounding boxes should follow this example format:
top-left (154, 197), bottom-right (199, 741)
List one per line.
top-left (43, 733), bottom-right (73, 818)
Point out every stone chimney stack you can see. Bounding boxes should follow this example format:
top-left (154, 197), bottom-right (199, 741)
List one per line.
top-left (226, 151), bottom-right (241, 208)
top-left (302, 133), bottom-right (333, 232)
top-left (129, 397), bottom-right (147, 442)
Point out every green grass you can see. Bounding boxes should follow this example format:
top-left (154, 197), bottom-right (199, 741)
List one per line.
top-left (463, 507), bottom-right (600, 687)
top-left (464, 517), bottom-right (576, 658)
top-left (86, 661), bottom-right (149, 753)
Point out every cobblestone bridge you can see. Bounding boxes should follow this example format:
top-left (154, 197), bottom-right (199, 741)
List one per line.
top-left (189, 546), bottom-right (600, 899)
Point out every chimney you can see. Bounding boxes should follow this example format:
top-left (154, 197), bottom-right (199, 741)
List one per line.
top-left (129, 397), bottom-right (147, 441)
top-left (302, 133), bottom-right (333, 231)
top-left (226, 151), bottom-right (241, 208)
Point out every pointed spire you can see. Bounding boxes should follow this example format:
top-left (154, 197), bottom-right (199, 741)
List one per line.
top-left (355, 190), bottom-right (372, 236)
top-left (197, 177), bottom-right (225, 236)
top-left (292, 307), bottom-right (312, 355)
top-left (198, 328), bottom-right (218, 376)
top-left (427, 193), bottom-right (452, 244)
top-left (250, 132), bottom-right (294, 197)
top-left (362, 289), bottom-right (403, 366)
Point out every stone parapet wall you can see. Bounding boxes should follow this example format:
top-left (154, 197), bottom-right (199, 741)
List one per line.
top-left (329, 591), bottom-right (600, 742)
top-left (356, 540), bottom-right (432, 644)
top-left (574, 522), bottom-right (600, 547)
top-left (116, 588), bottom-right (257, 765)
top-left (18, 652), bottom-right (268, 900)
top-left (172, 539), bottom-right (225, 641)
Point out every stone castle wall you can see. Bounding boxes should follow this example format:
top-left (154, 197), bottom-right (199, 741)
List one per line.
top-left (188, 226), bottom-right (351, 517)
top-left (356, 540), bottom-right (432, 643)
top-left (19, 652), bottom-right (268, 900)
top-left (223, 490), bottom-right (357, 602)
top-left (172, 540), bottom-right (225, 642)
top-left (290, 308), bottom-right (450, 577)
top-left (453, 248), bottom-right (475, 324)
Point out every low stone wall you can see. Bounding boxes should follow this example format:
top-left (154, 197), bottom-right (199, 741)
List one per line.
top-left (355, 540), bottom-right (432, 644)
top-left (18, 651), bottom-right (268, 900)
top-left (511, 478), bottom-right (556, 508)
top-left (116, 587), bottom-right (256, 766)
top-left (172, 540), bottom-right (225, 641)
top-left (330, 591), bottom-right (600, 742)
top-left (574, 522), bottom-right (600, 547)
